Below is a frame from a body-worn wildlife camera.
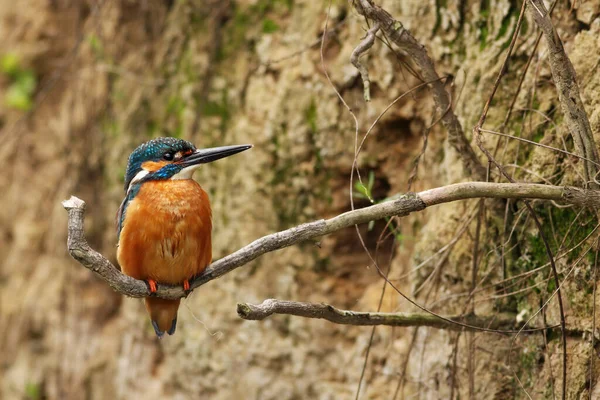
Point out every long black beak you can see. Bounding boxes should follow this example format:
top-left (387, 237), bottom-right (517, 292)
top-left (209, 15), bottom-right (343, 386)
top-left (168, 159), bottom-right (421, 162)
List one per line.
top-left (180, 144), bottom-right (252, 167)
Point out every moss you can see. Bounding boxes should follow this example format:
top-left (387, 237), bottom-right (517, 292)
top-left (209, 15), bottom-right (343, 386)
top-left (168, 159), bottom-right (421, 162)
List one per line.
top-left (499, 201), bottom-right (597, 316)
top-left (305, 99), bottom-right (333, 205)
top-left (304, 98), bottom-right (321, 173)
top-left (520, 16), bottom-right (529, 35)
top-left (304, 99), bottom-right (317, 134)
top-left (220, 6), bottom-right (251, 61)
top-left (447, 1), bottom-right (468, 55)
top-left (496, 13), bottom-right (512, 39)
top-left (262, 19), bottom-right (279, 33)
top-left (543, 207), bottom-right (595, 261)
top-left (269, 153), bottom-right (315, 228)
top-left (269, 123), bottom-right (302, 227)
top-left (517, 344), bottom-right (540, 389)
top-left (567, 282), bottom-right (593, 315)
top-left (251, 0), bottom-right (294, 14)
top-left (479, 24), bottom-right (489, 50)
top-left (479, 0), bottom-right (490, 17)
top-left (495, 1), bottom-right (518, 52)
top-left (477, 0), bottom-right (491, 50)
top-left (532, 130), bottom-right (545, 144)
top-left (432, 0), bottom-right (444, 36)
top-left (268, 99), bottom-right (334, 228)
top-left (513, 206), bottom-right (597, 313)
top-left (220, 0), bottom-right (293, 60)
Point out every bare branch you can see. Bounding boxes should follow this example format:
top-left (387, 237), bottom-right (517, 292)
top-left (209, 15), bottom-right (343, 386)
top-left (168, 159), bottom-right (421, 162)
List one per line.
top-left (63, 197), bottom-right (148, 297)
top-left (237, 299), bottom-right (520, 332)
top-left (350, 23), bottom-right (380, 102)
top-left (237, 299), bottom-right (589, 336)
top-left (527, 0), bottom-right (600, 186)
top-left (63, 183), bottom-right (600, 300)
top-left (353, 0), bottom-right (486, 181)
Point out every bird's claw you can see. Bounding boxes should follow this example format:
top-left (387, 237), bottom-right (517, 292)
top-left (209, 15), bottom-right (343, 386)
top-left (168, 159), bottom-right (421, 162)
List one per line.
top-left (146, 279), bottom-right (158, 294)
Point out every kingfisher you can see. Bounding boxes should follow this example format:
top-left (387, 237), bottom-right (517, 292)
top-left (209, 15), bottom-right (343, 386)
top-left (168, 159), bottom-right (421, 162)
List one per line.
top-left (117, 137), bottom-right (251, 338)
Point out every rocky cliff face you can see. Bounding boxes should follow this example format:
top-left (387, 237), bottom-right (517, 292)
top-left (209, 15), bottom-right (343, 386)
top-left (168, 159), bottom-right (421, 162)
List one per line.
top-left (1, 1), bottom-right (599, 399)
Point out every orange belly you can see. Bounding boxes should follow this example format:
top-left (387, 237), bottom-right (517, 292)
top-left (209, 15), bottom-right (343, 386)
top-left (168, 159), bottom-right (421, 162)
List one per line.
top-left (117, 180), bottom-right (212, 285)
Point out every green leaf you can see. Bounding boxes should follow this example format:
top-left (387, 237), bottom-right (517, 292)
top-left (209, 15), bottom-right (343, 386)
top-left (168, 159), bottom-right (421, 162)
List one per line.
top-left (367, 170), bottom-right (375, 192)
top-left (5, 85), bottom-right (32, 110)
top-left (262, 19), bottom-right (279, 33)
top-left (354, 181), bottom-right (368, 196)
top-left (1, 53), bottom-right (20, 76)
top-left (16, 70), bottom-right (36, 94)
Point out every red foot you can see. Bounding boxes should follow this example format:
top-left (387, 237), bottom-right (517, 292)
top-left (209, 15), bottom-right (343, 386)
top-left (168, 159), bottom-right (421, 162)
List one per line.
top-left (147, 279), bottom-right (157, 293)
top-left (183, 280), bottom-right (190, 291)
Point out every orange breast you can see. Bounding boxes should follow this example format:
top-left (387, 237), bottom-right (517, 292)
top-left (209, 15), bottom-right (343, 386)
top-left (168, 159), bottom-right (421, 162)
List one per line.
top-left (117, 180), bottom-right (212, 285)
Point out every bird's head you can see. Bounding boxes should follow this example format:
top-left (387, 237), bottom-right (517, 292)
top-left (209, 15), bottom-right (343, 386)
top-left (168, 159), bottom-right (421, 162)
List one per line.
top-left (124, 137), bottom-right (252, 192)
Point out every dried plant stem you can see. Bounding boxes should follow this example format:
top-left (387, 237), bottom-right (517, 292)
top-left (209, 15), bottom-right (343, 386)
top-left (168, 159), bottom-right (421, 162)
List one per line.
top-left (350, 23), bottom-right (380, 102)
top-left (473, 3), bottom-right (579, 398)
top-left (527, 0), bottom-right (600, 186)
top-left (353, 0), bottom-right (486, 180)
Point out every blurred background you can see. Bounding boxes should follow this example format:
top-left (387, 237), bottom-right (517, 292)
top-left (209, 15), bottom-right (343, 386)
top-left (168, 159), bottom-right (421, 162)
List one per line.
top-left (1, 0), bottom-right (600, 399)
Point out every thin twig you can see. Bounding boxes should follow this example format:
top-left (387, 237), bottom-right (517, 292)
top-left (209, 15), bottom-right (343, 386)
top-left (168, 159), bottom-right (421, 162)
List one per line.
top-left (350, 23), bottom-right (380, 102)
top-left (471, 5), bottom-right (571, 391)
top-left (527, 0), bottom-right (600, 186)
top-left (477, 0), bottom-right (528, 130)
top-left (391, 327), bottom-right (420, 399)
top-left (590, 241), bottom-right (599, 399)
top-left (468, 199), bottom-right (485, 398)
top-left (480, 128), bottom-right (600, 168)
top-left (353, 0), bottom-right (486, 180)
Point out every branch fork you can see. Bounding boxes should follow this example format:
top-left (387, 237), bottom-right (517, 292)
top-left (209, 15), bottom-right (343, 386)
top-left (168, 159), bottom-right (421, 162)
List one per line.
top-left (350, 23), bottom-right (380, 102)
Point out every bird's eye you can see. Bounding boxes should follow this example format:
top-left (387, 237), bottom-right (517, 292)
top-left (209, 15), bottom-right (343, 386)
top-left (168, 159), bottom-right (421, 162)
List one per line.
top-left (163, 152), bottom-right (174, 161)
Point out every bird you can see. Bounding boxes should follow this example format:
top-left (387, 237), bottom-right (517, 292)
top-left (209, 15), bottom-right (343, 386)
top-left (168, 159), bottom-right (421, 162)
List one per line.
top-left (116, 137), bottom-right (252, 338)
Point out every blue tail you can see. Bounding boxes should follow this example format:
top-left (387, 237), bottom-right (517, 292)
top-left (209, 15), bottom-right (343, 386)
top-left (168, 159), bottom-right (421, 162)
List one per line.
top-left (151, 318), bottom-right (177, 338)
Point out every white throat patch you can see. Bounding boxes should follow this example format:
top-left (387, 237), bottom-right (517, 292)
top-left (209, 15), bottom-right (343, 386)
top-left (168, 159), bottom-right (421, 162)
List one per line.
top-left (171, 164), bottom-right (201, 180)
top-left (126, 163), bottom-right (200, 193)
